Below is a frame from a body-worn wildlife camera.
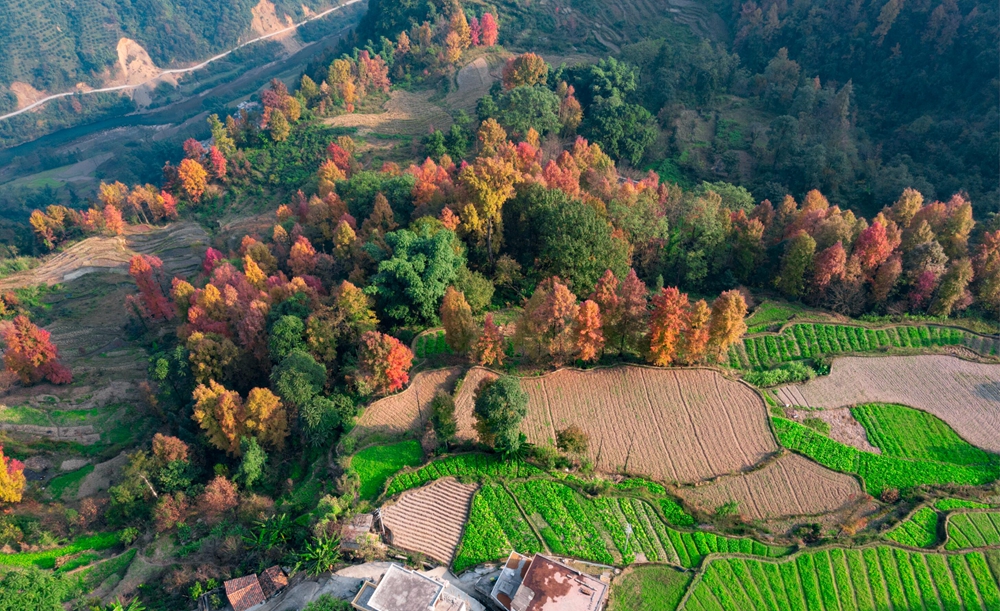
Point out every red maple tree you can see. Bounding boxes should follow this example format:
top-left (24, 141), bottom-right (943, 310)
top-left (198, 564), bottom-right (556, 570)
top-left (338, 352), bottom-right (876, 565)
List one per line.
top-left (358, 331), bottom-right (413, 394)
top-left (0, 315), bottom-right (72, 385)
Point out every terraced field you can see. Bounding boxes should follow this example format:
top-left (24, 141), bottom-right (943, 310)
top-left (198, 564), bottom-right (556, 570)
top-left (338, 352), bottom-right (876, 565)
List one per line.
top-left (945, 512), bottom-right (1000, 551)
top-left (885, 507), bottom-right (940, 549)
top-left (676, 453), bottom-right (864, 521)
top-left (454, 366), bottom-right (777, 483)
top-left (730, 323), bottom-right (995, 371)
top-left (453, 483), bottom-right (543, 572)
top-left (679, 547), bottom-right (1000, 611)
top-left (380, 477), bottom-right (478, 564)
top-left (455, 478), bottom-right (791, 571)
top-left (776, 355), bottom-right (1000, 454)
top-left (384, 453), bottom-right (541, 498)
top-left (347, 367), bottom-right (464, 446)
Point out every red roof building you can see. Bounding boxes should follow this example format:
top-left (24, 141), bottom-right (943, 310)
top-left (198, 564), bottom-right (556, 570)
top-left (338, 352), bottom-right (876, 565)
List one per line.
top-left (259, 566), bottom-right (288, 599)
top-left (224, 575), bottom-right (267, 611)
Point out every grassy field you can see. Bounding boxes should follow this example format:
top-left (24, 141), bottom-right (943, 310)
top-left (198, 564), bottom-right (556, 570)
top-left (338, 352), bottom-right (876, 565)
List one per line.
top-left (679, 547), bottom-right (1000, 611)
top-left (884, 507), bottom-right (940, 548)
top-left (351, 440), bottom-right (424, 501)
top-left (851, 403), bottom-right (1000, 466)
top-left (0, 533), bottom-right (120, 569)
top-left (610, 565), bottom-right (693, 611)
top-left (731, 322), bottom-right (978, 370)
top-left (46, 464), bottom-right (94, 501)
top-left (414, 330), bottom-right (452, 358)
top-left (936, 498), bottom-right (993, 511)
top-left (745, 301), bottom-right (808, 334)
top-left (945, 512), bottom-right (1000, 550)
top-left (772, 416), bottom-right (1000, 495)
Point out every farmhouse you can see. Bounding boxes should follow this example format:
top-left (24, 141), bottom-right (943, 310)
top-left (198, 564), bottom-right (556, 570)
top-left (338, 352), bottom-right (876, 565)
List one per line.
top-left (489, 552), bottom-right (608, 611)
top-left (352, 563), bottom-right (468, 611)
top-left (223, 565), bottom-right (287, 611)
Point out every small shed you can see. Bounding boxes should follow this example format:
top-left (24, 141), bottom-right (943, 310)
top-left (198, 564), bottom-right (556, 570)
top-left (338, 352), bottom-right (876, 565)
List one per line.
top-left (224, 575), bottom-right (266, 611)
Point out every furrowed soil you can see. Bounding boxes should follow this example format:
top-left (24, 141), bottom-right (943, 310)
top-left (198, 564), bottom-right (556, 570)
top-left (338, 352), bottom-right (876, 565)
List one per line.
top-left (776, 355), bottom-right (1000, 454)
top-left (675, 453), bottom-right (865, 521)
top-left (455, 366), bottom-right (777, 483)
top-left (348, 367), bottom-right (464, 446)
top-left (379, 477), bottom-right (478, 564)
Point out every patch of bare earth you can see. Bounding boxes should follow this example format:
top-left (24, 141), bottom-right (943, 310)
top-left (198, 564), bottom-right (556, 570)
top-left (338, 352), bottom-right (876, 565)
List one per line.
top-left (788, 408), bottom-right (881, 454)
top-left (455, 366), bottom-right (777, 483)
top-left (380, 477), bottom-right (478, 564)
top-left (776, 355), bottom-right (1000, 453)
top-left (324, 89), bottom-right (452, 136)
top-left (10, 82), bottom-right (46, 109)
top-left (675, 453), bottom-right (864, 521)
top-left (349, 367), bottom-right (464, 445)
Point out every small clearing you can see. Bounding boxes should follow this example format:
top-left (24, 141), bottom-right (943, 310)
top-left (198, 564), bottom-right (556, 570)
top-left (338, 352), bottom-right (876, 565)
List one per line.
top-left (444, 56), bottom-right (498, 113)
top-left (675, 453), bottom-right (864, 521)
top-left (348, 367), bottom-right (464, 446)
top-left (455, 366), bottom-right (777, 483)
top-left (323, 89), bottom-right (452, 136)
top-left (776, 355), bottom-right (1000, 454)
top-left (380, 477), bottom-right (478, 564)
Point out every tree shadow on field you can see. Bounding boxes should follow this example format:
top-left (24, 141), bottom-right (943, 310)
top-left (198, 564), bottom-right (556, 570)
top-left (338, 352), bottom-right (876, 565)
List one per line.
top-left (973, 381), bottom-right (1000, 403)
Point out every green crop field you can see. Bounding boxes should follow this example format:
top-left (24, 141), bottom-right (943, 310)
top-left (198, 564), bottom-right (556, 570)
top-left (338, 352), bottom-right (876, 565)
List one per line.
top-left (731, 323), bottom-right (979, 371)
top-left (677, 547), bottom-right (1000, 611)
top-left (772, 416), bottom-right (1000, 495)
top-left (852, 404), bottom-right (1000, 466)
top-left (384, 453), bottom-right (541, 497)
top-left (884, 507), bottom-right (940, 548)
top-left (611, 565), bottom-right (693, 611)
top-left (745, 301), bottom-right (808, 334)
top-left (457, 478), bottom-right (791, 570)
top-left (945, 512), bottom-right (1000, 551)
top-left (937, 498), bottom-right (993, 511)
top-left (351, 440), bottom-right (424, 501)
top-left (453, 484), bottom-right (543, 572)
top-left (0, 533), bottom-right (120, 569)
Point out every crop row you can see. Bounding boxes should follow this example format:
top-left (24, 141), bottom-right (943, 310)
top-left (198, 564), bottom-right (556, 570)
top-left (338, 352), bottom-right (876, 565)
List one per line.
top-left (461, 479), bottom-right (790, 569)
top-left (384, 454), bottom-right (541, 497)
top-left (733, 323), bottom-right (970, 370)
top-left (772, 417), bottom-right (1000, 495)
top-left (452, 484), bottom-right (542, 572)
top-left (884, 507), bottom-right (939, 548)
top-left (945, 512), bottom-right (1000, 551)
top-left (681, 547), bottom-right (1000, 611)
top-left (414, 330), bottom-right (451, 358)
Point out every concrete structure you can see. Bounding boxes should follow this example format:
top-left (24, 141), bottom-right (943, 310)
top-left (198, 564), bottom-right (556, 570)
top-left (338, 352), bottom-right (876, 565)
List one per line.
top-left (489, 553), bottom-right (608, 611)
top-left (341, 513), bottom-right (376, 553)
top-left (352, 563), bottom-right (468, 611)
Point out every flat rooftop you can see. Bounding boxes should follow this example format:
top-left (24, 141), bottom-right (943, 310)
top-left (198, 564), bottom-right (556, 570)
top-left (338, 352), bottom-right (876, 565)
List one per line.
top-left (490, 553), bottom-right (608, 611)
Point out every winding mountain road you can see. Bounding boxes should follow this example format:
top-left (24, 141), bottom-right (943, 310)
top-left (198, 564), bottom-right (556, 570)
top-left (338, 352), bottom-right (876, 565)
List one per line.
top-left (0, 0), bottom-right (363, 122)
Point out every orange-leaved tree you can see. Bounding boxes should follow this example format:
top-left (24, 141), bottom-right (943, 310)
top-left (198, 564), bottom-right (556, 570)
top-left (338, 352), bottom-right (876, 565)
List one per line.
top-left (178, 158), bottom-right (208, 202)
top-left (647, 287), bottom-right (689, 367)
top-left (474, 313), bottom-right (505, 366)
top-left (502, 53), bottom-right (548, 90)
top-left (0, 315), bottom-right (72, 385)
top-left (573, 299), bottom-right (604, 362)
top-left (357, 331), bottom-right (413, 395)
top-left (129, 254), bottom-right (174, 321)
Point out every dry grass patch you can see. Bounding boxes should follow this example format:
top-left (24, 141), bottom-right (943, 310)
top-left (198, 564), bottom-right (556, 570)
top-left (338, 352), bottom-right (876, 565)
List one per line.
top-left (323, 89), bottom-right (452, 136)
top-left (348, 367), bottom-right (464, 445)
top-left (676, 453), bottom-right (865, 520)
top-left (380, 477), bottom-right (478, 564)
top-left (455, 366), bottom-right (777, 483)
top-left (776, 355), bottom-right (1000, 453)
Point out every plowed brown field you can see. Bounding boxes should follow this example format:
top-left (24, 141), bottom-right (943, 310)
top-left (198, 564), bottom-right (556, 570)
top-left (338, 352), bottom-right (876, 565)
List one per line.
top-left (349, 367), bottom-right (464, 444)
top-left (676, 453), bottom-right (864, 520)
top-left (775, 355), bottom-right (1000, 453)
top-left (380, 477), bottom-right (478, 563)
top-left (455, 366), bottom-right (777, 483)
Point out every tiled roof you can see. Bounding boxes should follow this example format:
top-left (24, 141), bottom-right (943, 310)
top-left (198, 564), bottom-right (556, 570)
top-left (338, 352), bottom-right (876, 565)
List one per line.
top-left (259, 566), bottom-right (288, 599)
top-left (225, 575), bottom-right (266, 611)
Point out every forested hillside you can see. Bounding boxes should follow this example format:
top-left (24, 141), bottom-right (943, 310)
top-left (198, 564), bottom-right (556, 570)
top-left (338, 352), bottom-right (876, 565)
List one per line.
top-left (0, 0), bottom-right (337, 109)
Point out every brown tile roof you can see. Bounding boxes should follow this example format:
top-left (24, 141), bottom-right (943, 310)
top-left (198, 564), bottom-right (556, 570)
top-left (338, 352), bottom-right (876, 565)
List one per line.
top-left (259, 566), bottom-right (288, 599)
top-left (225, 575), bottom-right (266, 611)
